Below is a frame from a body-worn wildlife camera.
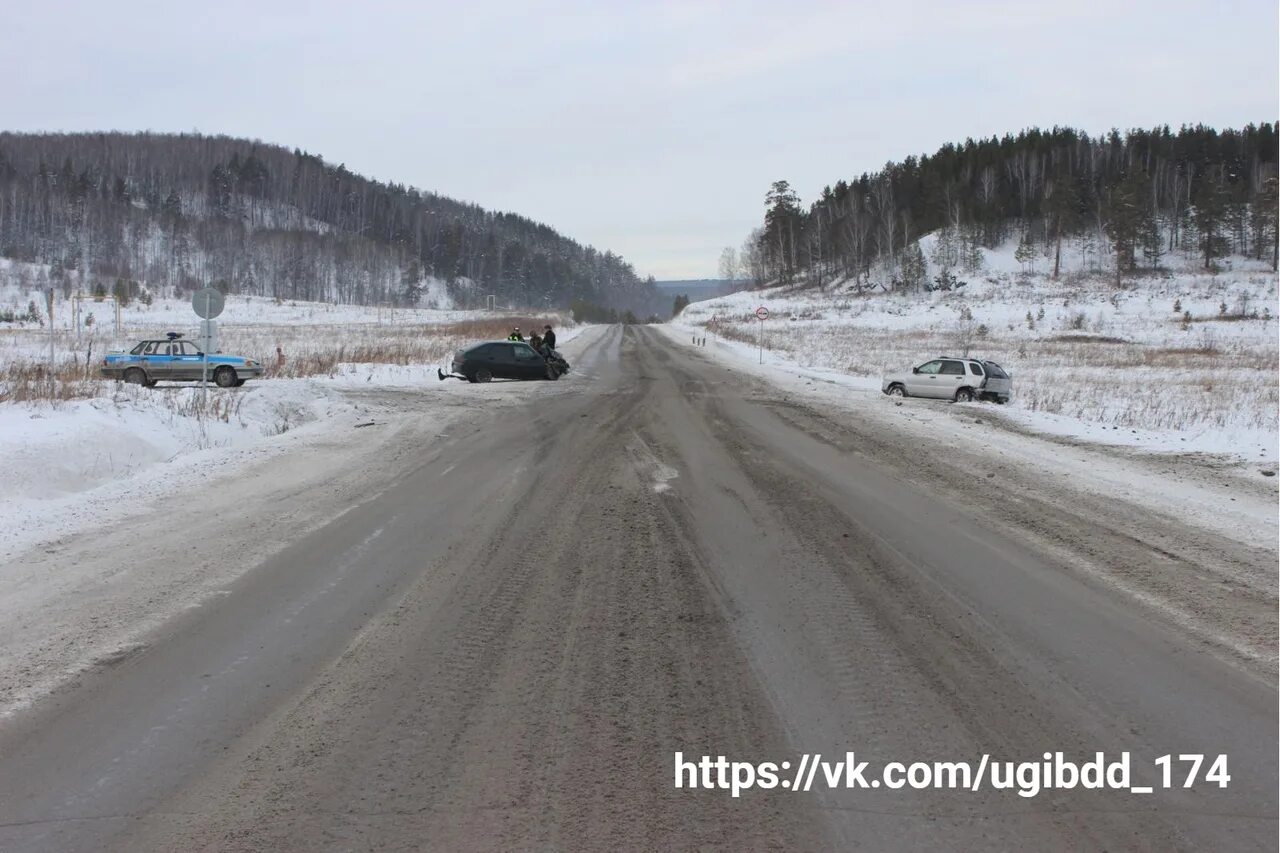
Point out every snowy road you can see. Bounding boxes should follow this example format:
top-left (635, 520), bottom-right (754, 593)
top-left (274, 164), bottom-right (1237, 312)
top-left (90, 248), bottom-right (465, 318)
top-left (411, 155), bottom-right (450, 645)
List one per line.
top-left (0, 325), bottom-right (1275, 851)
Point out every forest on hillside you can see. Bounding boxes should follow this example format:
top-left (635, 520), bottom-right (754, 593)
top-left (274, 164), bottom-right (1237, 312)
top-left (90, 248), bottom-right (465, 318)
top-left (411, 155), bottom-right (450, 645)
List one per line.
top-left (0, 132), bottom-right (661, 315)
top-left (732, 124), bottom-right (1279, 290)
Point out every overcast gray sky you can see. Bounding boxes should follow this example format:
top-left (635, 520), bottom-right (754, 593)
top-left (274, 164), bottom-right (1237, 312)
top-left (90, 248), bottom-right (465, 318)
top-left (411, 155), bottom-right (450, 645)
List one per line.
top-left (3, 0), bottom-right (1276, 279)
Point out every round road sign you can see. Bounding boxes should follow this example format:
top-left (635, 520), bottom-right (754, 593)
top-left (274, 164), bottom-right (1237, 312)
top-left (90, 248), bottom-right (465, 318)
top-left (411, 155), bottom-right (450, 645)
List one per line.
top-left (193, 287), bottom-right (225, 319)
top-left (755, 306), bottom-right (769, 320)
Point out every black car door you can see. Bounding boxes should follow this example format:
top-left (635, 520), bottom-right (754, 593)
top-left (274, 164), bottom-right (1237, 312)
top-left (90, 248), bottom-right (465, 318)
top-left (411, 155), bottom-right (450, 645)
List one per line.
top-left (488, 344), bottom-right (518, 379)
top-left (511, 343), bottom-right (544, 378)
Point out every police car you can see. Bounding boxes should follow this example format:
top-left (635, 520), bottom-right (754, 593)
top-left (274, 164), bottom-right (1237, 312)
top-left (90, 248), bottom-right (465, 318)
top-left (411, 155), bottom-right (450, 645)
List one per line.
top-left (101, 333), bottom-right (264, 388)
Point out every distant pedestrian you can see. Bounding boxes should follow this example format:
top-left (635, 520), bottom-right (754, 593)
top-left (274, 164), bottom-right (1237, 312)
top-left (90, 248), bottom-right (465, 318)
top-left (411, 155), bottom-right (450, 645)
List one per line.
top-left (542, 324), bottom-right (557, 351)
top-left (529, 332), bottom-right (543, 350)
top-left (508, 327), bottom-right (524, 342)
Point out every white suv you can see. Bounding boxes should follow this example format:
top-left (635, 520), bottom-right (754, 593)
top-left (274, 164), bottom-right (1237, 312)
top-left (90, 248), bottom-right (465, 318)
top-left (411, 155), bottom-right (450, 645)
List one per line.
top-left (881, 357), bottom-right (1012, 403)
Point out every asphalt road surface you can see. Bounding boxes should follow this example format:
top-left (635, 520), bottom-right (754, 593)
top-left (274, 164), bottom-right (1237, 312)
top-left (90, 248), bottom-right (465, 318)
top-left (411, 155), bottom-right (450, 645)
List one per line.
top-left (1, 325), bottom-right (1275, 851)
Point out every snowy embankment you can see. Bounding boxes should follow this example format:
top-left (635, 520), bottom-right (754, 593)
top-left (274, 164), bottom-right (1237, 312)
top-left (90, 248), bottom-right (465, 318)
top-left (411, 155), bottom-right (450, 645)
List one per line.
top-left (672, 241), bottom-right (1278, 468)
top-left (0, 324), bottom-right (601, 719)
top-left (0, 286), bottom-right (583, 560)
top-left (654, 322), bottom-right (1277, 553)
top-left (0, 376), bottom-right (365, 559)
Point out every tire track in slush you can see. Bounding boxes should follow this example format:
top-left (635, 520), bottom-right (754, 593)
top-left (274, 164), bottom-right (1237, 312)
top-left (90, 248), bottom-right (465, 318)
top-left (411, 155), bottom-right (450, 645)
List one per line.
top-left (128, 324), bottom-right (826, 852)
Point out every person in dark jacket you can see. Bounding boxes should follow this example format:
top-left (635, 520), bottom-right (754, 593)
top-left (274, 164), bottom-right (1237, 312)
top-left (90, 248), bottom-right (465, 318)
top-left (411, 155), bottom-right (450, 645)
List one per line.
top-left (542, 325), bottom-right (557, 351)
top-left (508, 327), bottom-right (524, 342)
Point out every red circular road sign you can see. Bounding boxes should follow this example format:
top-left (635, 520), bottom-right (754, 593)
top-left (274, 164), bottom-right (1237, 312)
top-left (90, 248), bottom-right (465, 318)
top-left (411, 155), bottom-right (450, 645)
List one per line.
top-left (755, 306), bottom-right (769, 320)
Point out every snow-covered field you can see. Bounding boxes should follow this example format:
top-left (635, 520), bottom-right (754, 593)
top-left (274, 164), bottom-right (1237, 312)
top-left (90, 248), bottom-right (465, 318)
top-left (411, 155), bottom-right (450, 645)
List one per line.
top-left (673, 239), bottom-right (1278, 466)
top-left (0, 273), bottom-right (580, 559)
top-left (0, 289), bottom-right (484, 373)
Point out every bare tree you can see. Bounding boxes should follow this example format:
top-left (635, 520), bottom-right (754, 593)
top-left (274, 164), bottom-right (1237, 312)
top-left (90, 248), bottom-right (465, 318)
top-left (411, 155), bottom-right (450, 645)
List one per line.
top-left (718, 246), bottom-right (739, 283)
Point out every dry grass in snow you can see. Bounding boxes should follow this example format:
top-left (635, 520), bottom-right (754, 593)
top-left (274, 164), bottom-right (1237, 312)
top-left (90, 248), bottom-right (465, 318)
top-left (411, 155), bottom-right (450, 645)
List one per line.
top-left (679, 262), bottom-right (1278, 447)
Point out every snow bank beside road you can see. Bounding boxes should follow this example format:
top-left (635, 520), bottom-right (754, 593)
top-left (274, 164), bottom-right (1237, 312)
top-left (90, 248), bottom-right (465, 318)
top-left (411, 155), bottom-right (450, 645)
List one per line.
top-left (0, 324), bottom-right (606, 719)
top-left (655, 323), bottom-right (1277, 549)
top-left (672, 253), bottom-right (1277, 467)
top-left (0, 379), bottom-right (356, 560)
top-left (0, 324), bottom-right (590, 561)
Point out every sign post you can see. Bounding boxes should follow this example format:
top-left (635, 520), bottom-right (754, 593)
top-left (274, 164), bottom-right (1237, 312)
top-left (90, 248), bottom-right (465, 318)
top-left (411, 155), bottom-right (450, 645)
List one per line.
top-left (46, 288), bottom-right (55, 381)
top-left (755, 305), bottom-right (769, 363)
top-left (192, 286), bottom-right (225, 396)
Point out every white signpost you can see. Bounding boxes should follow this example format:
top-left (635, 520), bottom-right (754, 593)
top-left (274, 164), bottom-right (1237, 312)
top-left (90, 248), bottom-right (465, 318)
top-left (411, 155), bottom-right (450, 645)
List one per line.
top-left (193, 287), bottom-right (225, 394)
top-left (755, 305), bottom-right (769, 363)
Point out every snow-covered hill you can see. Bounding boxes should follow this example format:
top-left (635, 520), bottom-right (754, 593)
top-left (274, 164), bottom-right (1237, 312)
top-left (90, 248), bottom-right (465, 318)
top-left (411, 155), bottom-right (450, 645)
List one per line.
top-left (0, 131), bottom-right (664, 316)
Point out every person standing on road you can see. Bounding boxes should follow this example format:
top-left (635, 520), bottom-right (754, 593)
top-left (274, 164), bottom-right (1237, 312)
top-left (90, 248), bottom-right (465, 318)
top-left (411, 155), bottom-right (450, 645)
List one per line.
top-left (542, 324), bottom-right (557, 351)
top-left (508, 327), bottom-right (524, 342)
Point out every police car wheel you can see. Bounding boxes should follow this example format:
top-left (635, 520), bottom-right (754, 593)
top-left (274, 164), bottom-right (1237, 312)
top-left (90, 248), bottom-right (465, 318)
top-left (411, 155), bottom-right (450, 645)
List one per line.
top-left (214, 366), bottom-right (238, 388)
top-left (124, 367), bottom-right (147, 385)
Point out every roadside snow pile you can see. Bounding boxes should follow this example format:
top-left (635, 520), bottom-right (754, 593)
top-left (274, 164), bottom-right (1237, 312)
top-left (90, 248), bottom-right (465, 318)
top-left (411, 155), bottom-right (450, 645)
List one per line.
top-left (0, 322), bottom-right (592, 557)
top-left (0, 380), bottom-right (343, 504)
top-left (674, 241), bottom-right (1278, 465)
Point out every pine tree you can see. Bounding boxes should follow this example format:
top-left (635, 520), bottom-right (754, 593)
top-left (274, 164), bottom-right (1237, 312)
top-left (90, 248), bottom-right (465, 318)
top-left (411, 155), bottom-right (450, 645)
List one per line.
top-left (763, 180), bottom-right (802, 283)
top-left (1139, 208), bottom-right (1164, 270)
top-left (1014, 229), bottom-right (1037, 274)
top-left (1194, 174), bottom-right (1228, 270)
top-left (1104, 172), bottom-right (1146, 283)
top-left (162, 189), bottom-right (182, 219)
top-left (929, 226), bottom-right (959, 271)
top-left (1252, 176), bottom-right (1278, 270)
top-left (961, 228), bottom-right (984, 273)
top-left (1046, 180), bottom-right (1072, 278)
top-left (400, 258), bottom-right (423, 305)
top-left (899, 241), bottom-right (928, 290)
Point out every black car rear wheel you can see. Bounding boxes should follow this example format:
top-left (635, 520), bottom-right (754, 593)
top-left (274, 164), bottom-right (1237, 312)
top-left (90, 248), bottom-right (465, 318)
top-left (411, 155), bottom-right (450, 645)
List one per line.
top-left (474, 367), bottom-right (492, 383)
